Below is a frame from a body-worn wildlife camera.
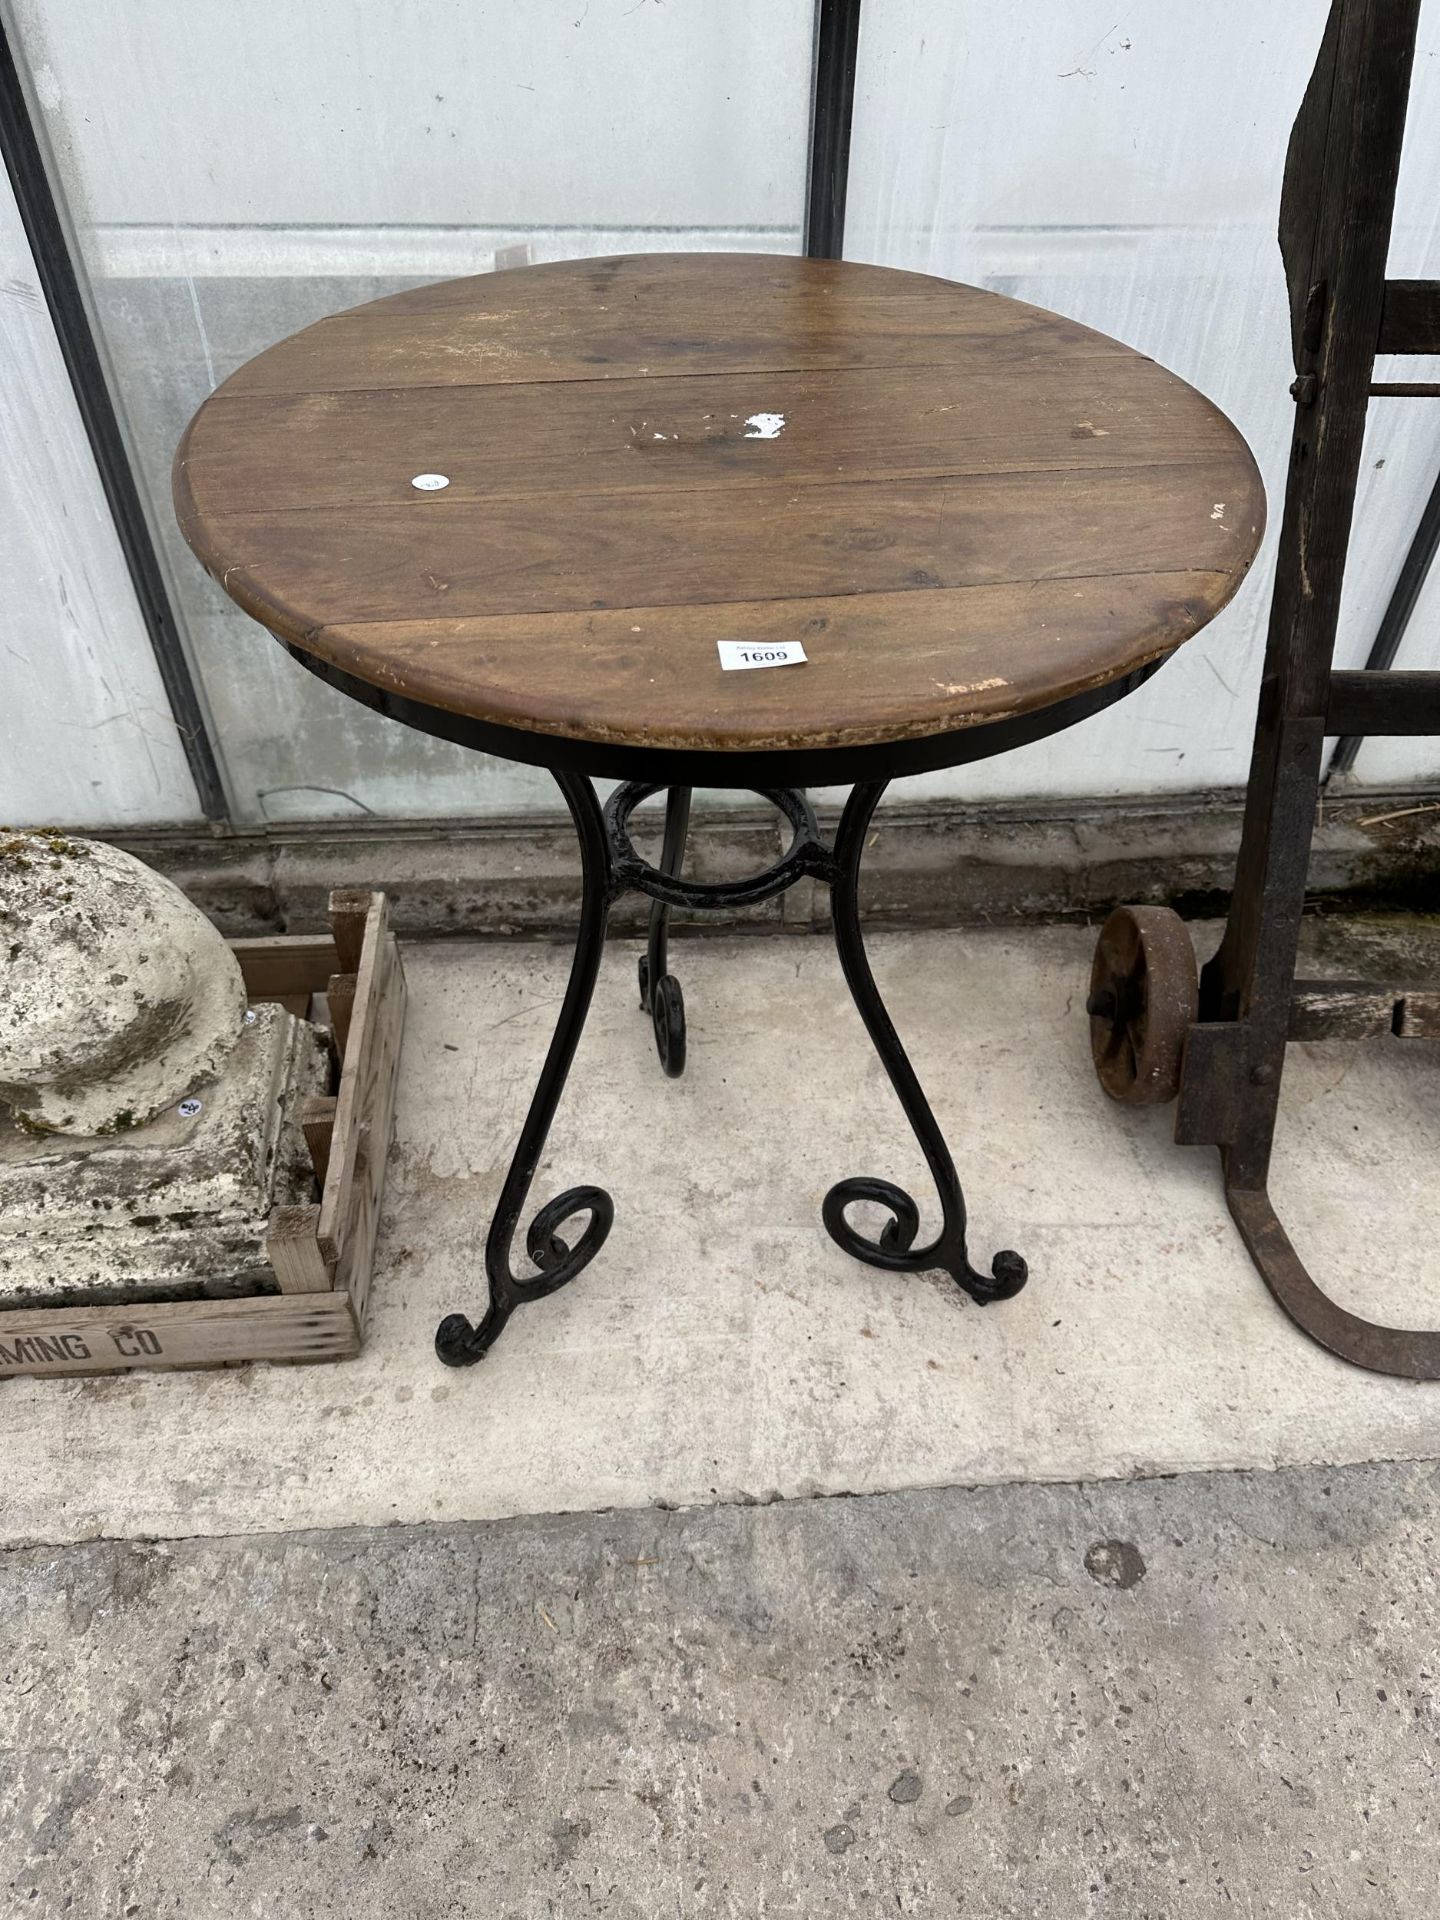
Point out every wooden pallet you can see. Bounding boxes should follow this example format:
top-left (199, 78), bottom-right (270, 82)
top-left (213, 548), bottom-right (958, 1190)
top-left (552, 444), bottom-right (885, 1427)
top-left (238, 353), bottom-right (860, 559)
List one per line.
top-left (0, 890), bottom-right (405, 1377)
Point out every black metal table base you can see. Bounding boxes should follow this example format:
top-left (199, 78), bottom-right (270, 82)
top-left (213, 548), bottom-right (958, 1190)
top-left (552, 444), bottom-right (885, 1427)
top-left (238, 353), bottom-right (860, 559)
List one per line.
top-left (435, 778), bottom-right (1027, 1366)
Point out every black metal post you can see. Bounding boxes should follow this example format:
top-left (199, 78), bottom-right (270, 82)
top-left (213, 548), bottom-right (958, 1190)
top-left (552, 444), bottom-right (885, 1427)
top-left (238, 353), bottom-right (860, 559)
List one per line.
top-left (805, 0), bottom-right (862, 260)
top-left (1329, 458), bottom-right (1440, 775)
top-left (637, 785), bottom-right (691, 1077)
top-left (0, 21), bottom-right (228, 822)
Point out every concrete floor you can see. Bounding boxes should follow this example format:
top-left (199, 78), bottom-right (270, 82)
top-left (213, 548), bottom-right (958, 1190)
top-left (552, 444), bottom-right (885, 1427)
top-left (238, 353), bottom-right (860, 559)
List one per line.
top-left (4, 1461), bottom-right (1437, 1917)
top-left (1, 928), bottom-right (1437, 1545)
top-left (3, 923), bottom-right (1438, 1914)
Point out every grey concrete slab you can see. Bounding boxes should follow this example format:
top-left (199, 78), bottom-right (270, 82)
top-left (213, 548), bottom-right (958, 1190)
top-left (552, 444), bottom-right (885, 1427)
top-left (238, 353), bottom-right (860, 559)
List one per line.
top-left (2, 1459), bottom-right (1437, 1917)
top-left (1, 927), bottom-right (1437, 1546)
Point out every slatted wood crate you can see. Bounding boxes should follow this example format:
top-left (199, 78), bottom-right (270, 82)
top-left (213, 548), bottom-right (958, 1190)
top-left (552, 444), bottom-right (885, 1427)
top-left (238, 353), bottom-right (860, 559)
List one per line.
top-left (0, 890), bottom-right (405, 1377)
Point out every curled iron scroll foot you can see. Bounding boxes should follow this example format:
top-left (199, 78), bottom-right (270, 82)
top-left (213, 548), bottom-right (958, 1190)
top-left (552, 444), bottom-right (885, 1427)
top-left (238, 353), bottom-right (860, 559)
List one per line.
top-left (638, 955), bottom-right (687, 1078)
top-left (822, 1176), bottom-right (1028, 1305)
top-left (435, 1184), bottom-right (615, 1367)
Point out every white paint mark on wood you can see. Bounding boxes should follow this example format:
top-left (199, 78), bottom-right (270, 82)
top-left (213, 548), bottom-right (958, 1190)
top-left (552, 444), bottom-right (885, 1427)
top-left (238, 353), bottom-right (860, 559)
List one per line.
top-left (743, 412), bottom-right (786, 439)
top-left (937, 676), bottom-right (1008, 696)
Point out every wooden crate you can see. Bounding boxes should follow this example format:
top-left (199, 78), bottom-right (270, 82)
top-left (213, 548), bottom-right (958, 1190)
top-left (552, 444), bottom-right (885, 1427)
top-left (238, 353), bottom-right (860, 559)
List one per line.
top-left (0, 890), bottom-right (405, 1377)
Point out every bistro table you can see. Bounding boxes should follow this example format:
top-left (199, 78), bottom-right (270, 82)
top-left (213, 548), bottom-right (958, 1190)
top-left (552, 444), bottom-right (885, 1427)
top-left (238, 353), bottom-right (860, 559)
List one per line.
top-left (175, 252), bottom-right (1265, 1365)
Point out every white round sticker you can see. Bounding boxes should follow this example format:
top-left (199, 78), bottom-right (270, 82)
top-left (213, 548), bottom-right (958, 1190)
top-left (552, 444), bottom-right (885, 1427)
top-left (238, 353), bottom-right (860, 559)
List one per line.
top-left (411, 472), bottom-right (450, 491)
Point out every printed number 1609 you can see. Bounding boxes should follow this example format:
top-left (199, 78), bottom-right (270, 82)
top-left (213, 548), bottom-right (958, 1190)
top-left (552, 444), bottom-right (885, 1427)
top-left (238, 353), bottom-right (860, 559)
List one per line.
top-left (716, 640), bottom-right (808, 672)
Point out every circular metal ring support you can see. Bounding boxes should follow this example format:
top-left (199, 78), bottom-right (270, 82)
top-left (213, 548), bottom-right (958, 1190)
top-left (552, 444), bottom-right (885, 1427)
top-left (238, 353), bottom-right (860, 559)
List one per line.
top-left (603, 781), bottom-right (828, 909)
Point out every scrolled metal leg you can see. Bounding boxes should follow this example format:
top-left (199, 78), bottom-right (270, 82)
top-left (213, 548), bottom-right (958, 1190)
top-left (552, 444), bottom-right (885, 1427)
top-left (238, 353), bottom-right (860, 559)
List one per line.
top-left (636, 785), bottom-right (690, 1077)
top-left (435, 770), bottom-right (615, 1365)
top-left (822, 781), bottom-right (1027, 1305)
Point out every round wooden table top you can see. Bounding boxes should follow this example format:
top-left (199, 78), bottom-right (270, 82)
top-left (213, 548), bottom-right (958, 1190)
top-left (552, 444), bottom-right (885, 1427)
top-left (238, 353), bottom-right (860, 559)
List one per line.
top-left (175, 253), bottom-right (1265, 775)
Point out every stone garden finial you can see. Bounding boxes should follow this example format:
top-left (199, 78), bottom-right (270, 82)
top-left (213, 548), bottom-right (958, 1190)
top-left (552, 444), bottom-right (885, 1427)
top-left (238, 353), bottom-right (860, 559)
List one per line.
top-left (0, 829), bottom-right (247, 1136)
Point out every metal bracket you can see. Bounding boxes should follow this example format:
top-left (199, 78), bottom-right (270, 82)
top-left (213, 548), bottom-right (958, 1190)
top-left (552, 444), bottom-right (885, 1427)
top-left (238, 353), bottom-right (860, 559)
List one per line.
top-left (1174, 1021), bottom-right (1250, 1147)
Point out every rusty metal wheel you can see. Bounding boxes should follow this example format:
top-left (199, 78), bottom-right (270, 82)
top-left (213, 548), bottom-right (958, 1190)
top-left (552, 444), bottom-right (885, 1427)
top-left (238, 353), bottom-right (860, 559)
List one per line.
top-left (1087, 906), bottom-right (1198, 1105)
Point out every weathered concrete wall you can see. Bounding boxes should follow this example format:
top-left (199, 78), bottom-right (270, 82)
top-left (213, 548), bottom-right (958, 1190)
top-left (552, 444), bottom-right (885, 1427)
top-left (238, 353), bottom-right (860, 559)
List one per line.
top-left (109, 787), bottom-right (1440, 940)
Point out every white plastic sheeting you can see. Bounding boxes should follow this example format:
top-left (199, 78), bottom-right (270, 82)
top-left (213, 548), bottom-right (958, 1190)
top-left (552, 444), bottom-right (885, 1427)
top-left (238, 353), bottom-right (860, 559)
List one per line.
top-left (7, 0), bottom-right (815, 824)
top-left (4, 0), bottom-right (1440, 828)
top-left (843, 0), bottom-right (1440, 799)
top-left (0, 168), bottom-right (198, 827)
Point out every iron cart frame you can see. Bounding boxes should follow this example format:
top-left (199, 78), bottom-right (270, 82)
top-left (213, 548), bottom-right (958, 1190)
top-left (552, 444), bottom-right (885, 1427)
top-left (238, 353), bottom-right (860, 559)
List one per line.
top-left (1088, 0), bottom-right (1440, 1379)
